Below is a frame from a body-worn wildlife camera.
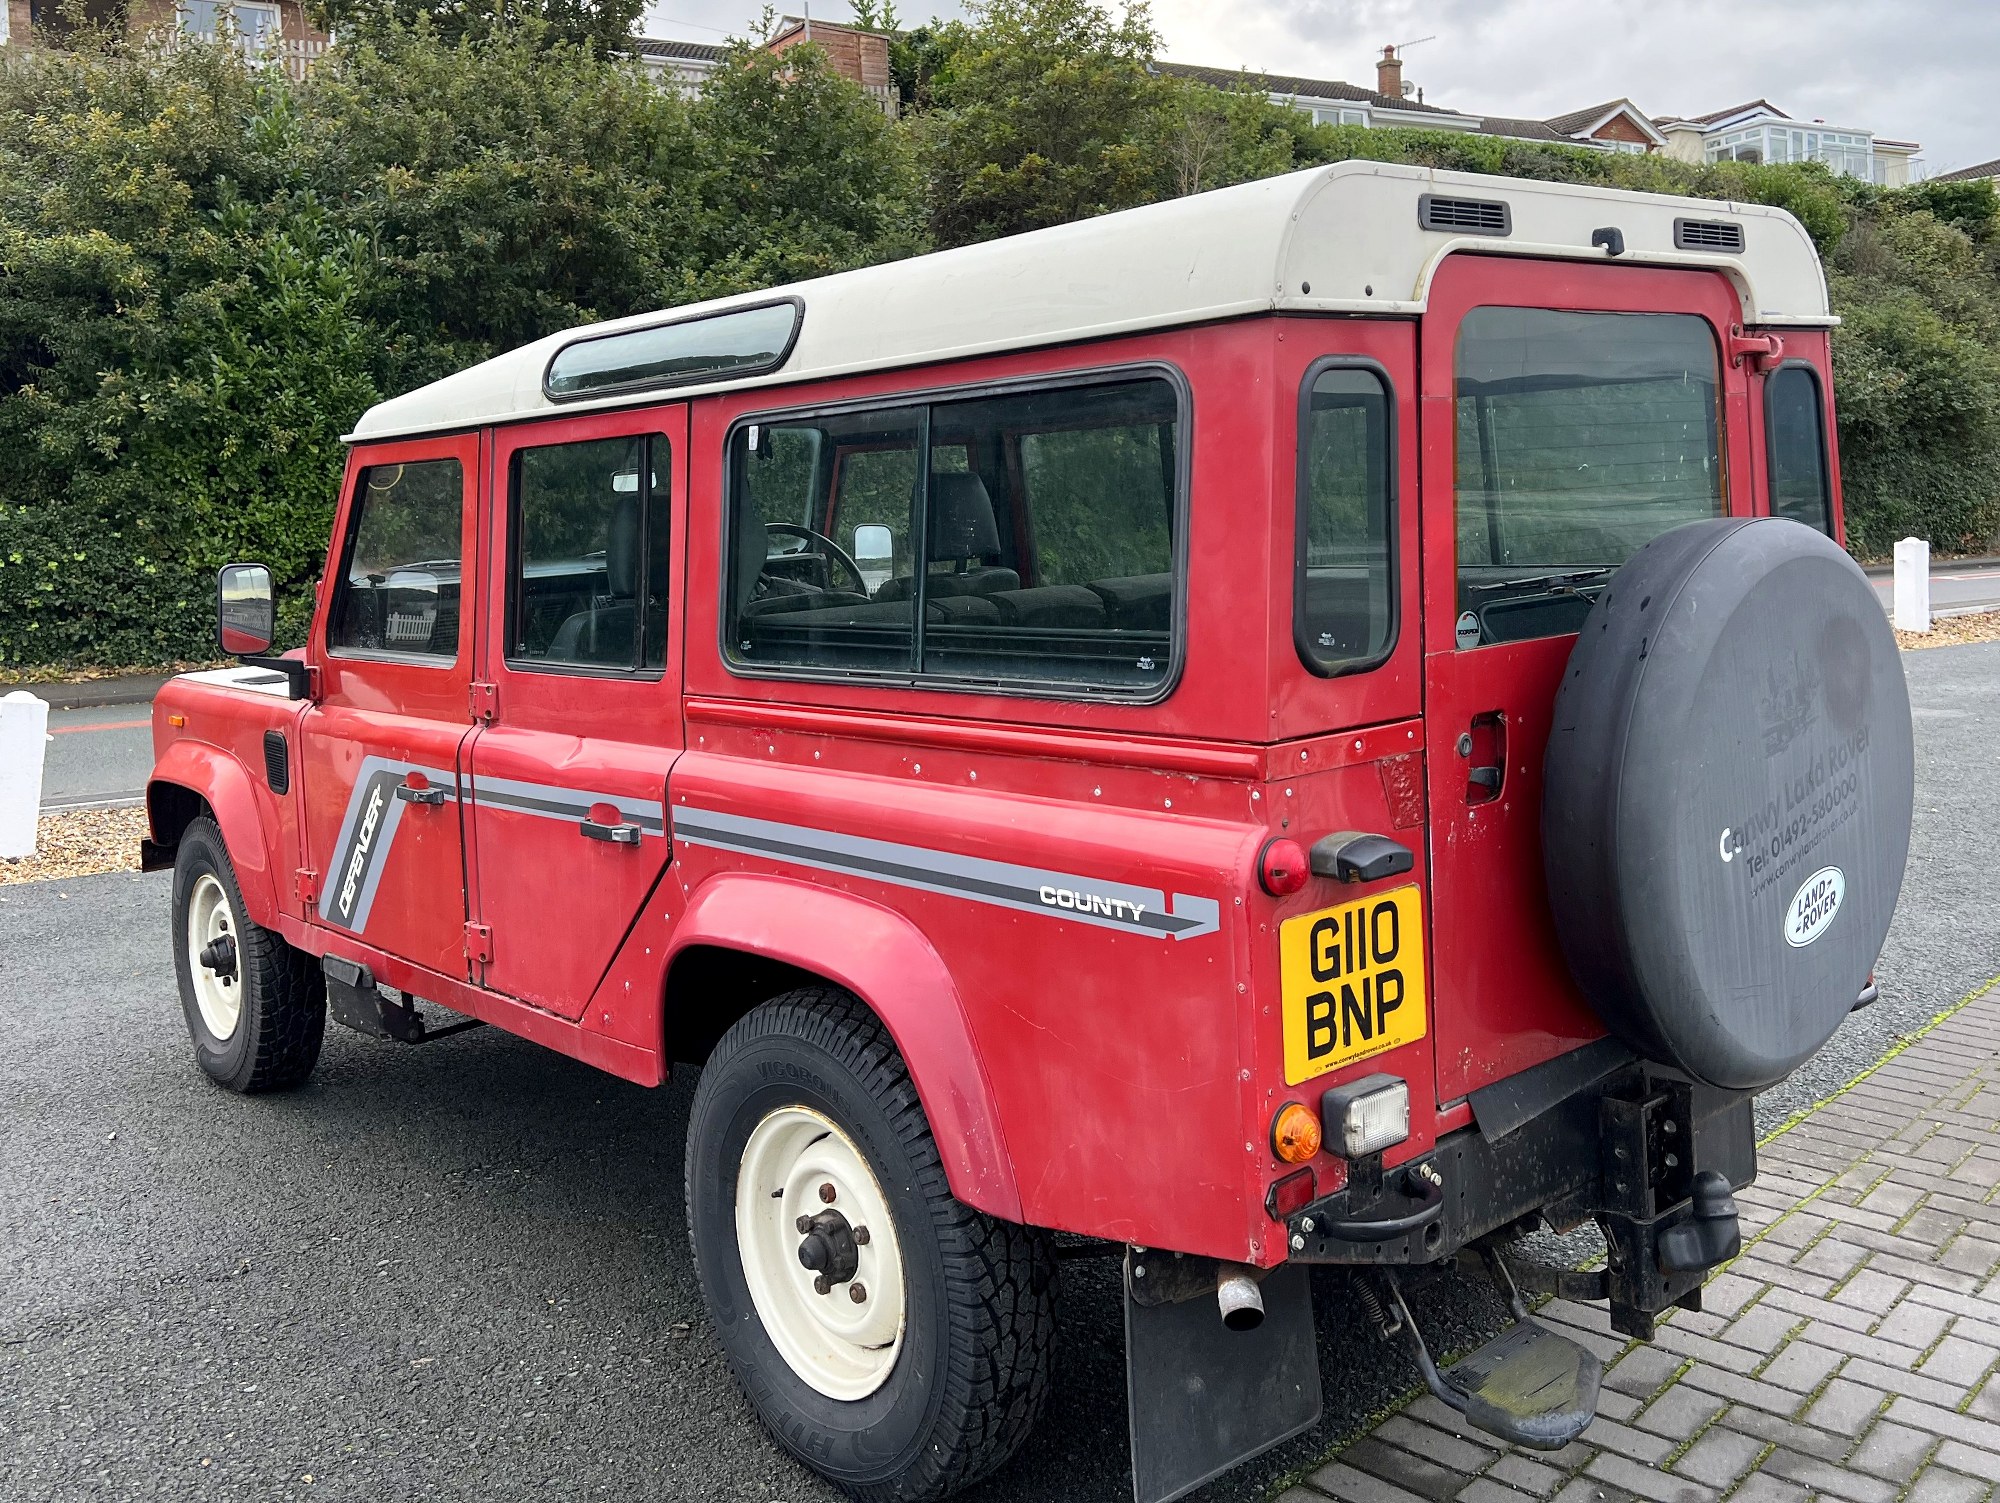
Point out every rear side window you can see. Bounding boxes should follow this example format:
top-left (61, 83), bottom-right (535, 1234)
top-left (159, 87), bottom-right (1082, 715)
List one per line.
top-left (1297, 363), bottom-right (1395, 673)
top-left (328, 459), bottom-right (465, 660)
top-left (1454, 308), bottom-right (1722, 646)
top-left (1766, 365), bottom-right (1833, 536)
top-left (726, 374), bottom-right (1181, 695)
top-left (508, 434), bottom-right (672, 673)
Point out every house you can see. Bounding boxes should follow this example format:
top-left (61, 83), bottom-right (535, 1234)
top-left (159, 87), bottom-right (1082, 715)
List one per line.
top-left (1653, 101), bottom-right (1918, 186)
top-left (1932, 157), bottom-right (2000, 184)
top-left (1161, 45), bottom-right (1920, 186)
top-left (635, 18), bottom-right (894, 115)
top-left (3, 0), bottom-right (328, 79)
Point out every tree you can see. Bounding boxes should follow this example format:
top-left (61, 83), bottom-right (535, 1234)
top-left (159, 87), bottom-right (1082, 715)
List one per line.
top-left (306, 0), bottom-right (645, 57)
top-left (920, 0), bottom-right (1169, 246)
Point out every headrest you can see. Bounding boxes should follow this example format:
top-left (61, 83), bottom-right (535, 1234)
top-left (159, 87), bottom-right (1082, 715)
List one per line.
top-left (928, 473), bottom-right (1000, 562)
top-left (605, 495), bottom-right (639, 599)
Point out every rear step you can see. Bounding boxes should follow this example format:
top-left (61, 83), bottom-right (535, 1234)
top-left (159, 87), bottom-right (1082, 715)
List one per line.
top-left (323, 956), bottom-right (483, 1045)
top-left (1377, 1256), bottom-right (1601, 1451)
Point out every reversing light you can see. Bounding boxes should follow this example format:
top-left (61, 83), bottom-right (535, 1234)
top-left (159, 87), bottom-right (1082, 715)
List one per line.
top-left (1320, 1073), bottom-right (1411, 1158)
top-left (1271, 1102), bottom-right (1323, 1163)
top-left (1258, 837), bottom-right (1310, 897)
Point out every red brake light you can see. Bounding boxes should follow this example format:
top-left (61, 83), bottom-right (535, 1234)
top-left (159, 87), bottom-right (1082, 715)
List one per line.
top-left (1258, 837), bottom-right (1310, 897)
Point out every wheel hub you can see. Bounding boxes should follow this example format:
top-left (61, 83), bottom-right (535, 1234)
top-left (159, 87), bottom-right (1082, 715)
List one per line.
top-left (185, 872), bottom-right (243, 1042)
top-left (735, 1105), bottom-right (907, 1400)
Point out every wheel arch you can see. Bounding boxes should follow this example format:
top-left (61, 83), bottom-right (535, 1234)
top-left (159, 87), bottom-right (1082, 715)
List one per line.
top-left (146, 740), bottom-right (281, 928)
top-left (664, 873), bottom-right (1023, 1223)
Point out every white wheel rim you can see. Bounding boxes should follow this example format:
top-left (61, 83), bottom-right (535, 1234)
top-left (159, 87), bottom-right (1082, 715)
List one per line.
top-left (186, 873), bottom-right (243, 1042)
top-left (735, 1105), bottom-right (907, 1400)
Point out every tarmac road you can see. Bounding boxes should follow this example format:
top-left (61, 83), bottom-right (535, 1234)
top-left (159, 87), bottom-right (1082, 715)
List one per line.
top-left (37, 704), bottom-right (153, 812)
top-left (2, 641), bottom-right (1996, 1503)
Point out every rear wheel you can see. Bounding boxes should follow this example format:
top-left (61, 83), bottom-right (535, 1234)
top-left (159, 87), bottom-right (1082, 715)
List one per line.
top-left (686, 986), bottom-right (1055, 1501)
top-left (171, 817), bottom-right (325, 1092)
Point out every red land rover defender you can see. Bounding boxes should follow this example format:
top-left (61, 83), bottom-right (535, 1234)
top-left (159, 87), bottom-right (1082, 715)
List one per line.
top-left (148, 163), bottom-right (1914, 1503)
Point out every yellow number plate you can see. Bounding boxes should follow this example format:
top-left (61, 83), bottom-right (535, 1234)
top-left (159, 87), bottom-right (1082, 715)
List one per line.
top-left (1279, 884), bottom-right (1428, 1085)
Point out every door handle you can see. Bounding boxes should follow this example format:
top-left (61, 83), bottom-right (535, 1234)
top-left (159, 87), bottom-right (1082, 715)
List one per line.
top-left (395, 781), bottom-right (447, 806)
top-left (1460, 711), bottom-right (1507, 805)
top-left (580, 818), bottom-right (643, 846)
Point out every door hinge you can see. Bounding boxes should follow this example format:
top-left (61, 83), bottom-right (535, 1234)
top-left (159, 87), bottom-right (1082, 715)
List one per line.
top-left (295, 868), bottom-right (319, 906)
top-left (464, 922), bottom-right (493, 963)
top-left (469, 681), bottom-right (499, 722)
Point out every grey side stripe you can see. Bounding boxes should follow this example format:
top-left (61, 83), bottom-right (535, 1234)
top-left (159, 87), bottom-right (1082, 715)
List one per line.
top-left (471, 774), bottom-right (667, 834)
top-left (674, 806), bottom-right (1221, 942)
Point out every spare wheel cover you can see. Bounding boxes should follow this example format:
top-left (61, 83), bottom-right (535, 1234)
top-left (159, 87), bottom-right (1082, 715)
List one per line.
top-left (1542, 517), bottom-right (1914, 1090)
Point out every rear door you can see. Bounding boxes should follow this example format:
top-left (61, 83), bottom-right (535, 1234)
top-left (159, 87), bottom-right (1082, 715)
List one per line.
top-left (463, 407), bottom-right (687, 1016)
top-left (1419, 255), bottom-right (1757, 1102)
top-left (301, 438), bottom-right (479, 978)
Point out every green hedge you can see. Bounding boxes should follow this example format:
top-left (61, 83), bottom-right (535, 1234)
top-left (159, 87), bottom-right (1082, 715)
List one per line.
top-left (1, 9), bottom-right (1995, 668)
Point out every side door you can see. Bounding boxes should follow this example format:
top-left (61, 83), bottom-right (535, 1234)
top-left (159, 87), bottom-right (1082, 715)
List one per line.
top-left (463, 408), bottom-right (687, 1016)
top-left (301, 437), bottom-right (480, 978)
top-left (1419, 255), bottom-right (1757, 1102)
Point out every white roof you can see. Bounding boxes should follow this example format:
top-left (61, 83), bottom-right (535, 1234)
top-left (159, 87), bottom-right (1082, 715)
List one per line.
top-left (350, 161), bottom-right (1834, 443)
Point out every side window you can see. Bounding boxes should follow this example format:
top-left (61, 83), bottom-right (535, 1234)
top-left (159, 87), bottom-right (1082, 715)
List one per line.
top-left (1766, 365), bottom-right (1834, 536)
top-left (508, 434), bottom-right (671, 672)
top-left (1297, 364), bottom-right (1394, 673)
top-left (328, 459), bottom-right (466, 660)
top-left (1454, 308), bottom-right (1723, 646)
top-left (724, 375), bottom-right (1181, 695)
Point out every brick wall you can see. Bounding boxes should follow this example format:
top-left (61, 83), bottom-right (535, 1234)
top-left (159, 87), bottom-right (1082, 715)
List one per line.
top-left (5, 0), bottom-right (32, 45)
top-left (1592, 113), bottom-right (1654, 146)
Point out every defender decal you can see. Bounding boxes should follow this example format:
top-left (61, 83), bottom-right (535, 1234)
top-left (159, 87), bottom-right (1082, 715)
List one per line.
top-left (673, 806), bottom-right (1221, 941)
top-left (322, 756), bottom-right (459, 934)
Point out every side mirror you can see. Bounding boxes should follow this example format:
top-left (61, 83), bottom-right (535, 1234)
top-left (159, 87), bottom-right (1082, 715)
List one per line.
top-left (217, 563), bottom-right (275, 655)
top-left (852, 523), bottom-right (894, 594)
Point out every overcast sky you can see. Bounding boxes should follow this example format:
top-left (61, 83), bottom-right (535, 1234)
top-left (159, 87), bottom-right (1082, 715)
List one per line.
top-left (640, 0), bottom-right (1998, 175)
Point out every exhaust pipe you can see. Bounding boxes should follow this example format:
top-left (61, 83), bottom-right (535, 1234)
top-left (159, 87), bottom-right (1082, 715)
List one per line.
top-left (1217, 1268), bottom-right (1265, 1332)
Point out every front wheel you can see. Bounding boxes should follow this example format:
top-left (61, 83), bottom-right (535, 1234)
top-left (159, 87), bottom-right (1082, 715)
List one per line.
top-left (171, 816), bottom-right (325, 1092)
top-left (686, 986), bottom-right (1055, 1501)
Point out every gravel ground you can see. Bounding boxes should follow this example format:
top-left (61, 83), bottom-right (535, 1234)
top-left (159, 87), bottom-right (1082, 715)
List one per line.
top-left (0, 806), bottom-right (148, 885)
top-left (1895, 608), bottom-right (2000, 650)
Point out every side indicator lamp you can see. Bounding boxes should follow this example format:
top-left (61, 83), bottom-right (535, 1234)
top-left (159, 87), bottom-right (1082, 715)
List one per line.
top-left (1320, 1073), bottom-right (1411, 1158)
top-left (1258, 837), bottom-right (1310, 897)
top-left (1271, 1101), bottom-right (1323, 1163)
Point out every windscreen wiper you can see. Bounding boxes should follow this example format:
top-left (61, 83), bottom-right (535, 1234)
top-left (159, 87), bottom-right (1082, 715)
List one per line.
top-left (1466, 567), bottom-right (1616, 594)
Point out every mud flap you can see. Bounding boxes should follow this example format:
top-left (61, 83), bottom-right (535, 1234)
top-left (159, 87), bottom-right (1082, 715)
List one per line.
top-left (1125, 1258), bottom-right (1321, 1503)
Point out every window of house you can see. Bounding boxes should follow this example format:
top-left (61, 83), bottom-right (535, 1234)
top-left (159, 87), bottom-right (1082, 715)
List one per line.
top-left (1296, 364), bottom-right (1395, 674)
top-left (726, 374), bottom-right (1181, 694)
top-left (508, 434), bottom-right (671, 672)
top-left (1766, 365), bottom-right (1833, 537)
top-left (1454, 307), bottom-right (1723, 646)
top-left (328, 460), bottom-right (466, 660)
top-left (181, 0), bottom-right (279, 53)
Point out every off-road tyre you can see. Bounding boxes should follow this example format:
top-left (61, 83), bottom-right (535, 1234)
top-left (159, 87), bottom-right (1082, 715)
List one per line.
top-left (685, 985), bottom-right (1056, 1502)
top-left (171, 816), bottom-right (325, 1092)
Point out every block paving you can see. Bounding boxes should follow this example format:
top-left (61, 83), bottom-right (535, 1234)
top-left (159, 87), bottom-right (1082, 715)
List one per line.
top-left (1281, 987), bottom-right (2000, 1503)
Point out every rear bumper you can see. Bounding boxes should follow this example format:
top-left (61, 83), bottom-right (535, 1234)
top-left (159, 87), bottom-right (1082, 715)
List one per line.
top-left (1281, 1040), bottom-right (1756, 1337)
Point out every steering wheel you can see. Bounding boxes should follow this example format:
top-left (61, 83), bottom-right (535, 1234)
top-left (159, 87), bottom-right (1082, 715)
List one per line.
top-left (765, 523), bottom-right (869, 596)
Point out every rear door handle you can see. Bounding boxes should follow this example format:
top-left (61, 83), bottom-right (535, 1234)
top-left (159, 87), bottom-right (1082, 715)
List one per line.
top-left (580, 818), bottom-right (642, 846)
top-left (395, 782), bottom-right (447, 806)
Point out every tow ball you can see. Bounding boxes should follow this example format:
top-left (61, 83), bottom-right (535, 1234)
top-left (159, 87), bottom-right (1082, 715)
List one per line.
top-left (795, 1208), bottom-right (869, 1297)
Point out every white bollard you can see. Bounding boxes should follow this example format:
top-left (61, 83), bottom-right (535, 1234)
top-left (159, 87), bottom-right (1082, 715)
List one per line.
top-left (1893, 536), bottom-right (1931, 634)
top-left (0, 691), bottom-right (52, 859)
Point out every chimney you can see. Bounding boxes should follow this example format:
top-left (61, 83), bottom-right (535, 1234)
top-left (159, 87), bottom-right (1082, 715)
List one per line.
top-left (1377, 45), bottom-right (1403, 100)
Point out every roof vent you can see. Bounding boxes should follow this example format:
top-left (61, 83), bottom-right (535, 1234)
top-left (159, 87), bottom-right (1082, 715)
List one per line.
top-left (1418, 194), bottom-right (1511, 237)
top-left (1674, 218), bottom-right (1746, 253)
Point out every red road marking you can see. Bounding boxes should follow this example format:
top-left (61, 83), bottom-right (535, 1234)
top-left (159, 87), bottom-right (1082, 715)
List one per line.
top-left (50, 718), bottom-right (149, 735)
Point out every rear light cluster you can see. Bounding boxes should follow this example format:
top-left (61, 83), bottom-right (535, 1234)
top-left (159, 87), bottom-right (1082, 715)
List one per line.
top-left (1264, 1074), bottom-right (1413, 1222)
top-left (1257, 837), bottom-right (1310, 896)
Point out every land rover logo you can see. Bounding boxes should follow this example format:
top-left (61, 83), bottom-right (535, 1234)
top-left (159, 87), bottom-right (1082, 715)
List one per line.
top-left (1784, 866), bottom-right (1845, 948)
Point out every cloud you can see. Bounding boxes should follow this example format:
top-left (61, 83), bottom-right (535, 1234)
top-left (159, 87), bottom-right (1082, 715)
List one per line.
top-left (643, 0), bottom-right (1998, 172)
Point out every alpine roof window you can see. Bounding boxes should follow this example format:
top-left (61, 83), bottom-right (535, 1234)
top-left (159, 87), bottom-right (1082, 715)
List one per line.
top-left (545, 300), bottom-right (801, 400)
top-left (725, 372), bottom-right (1183, 697)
